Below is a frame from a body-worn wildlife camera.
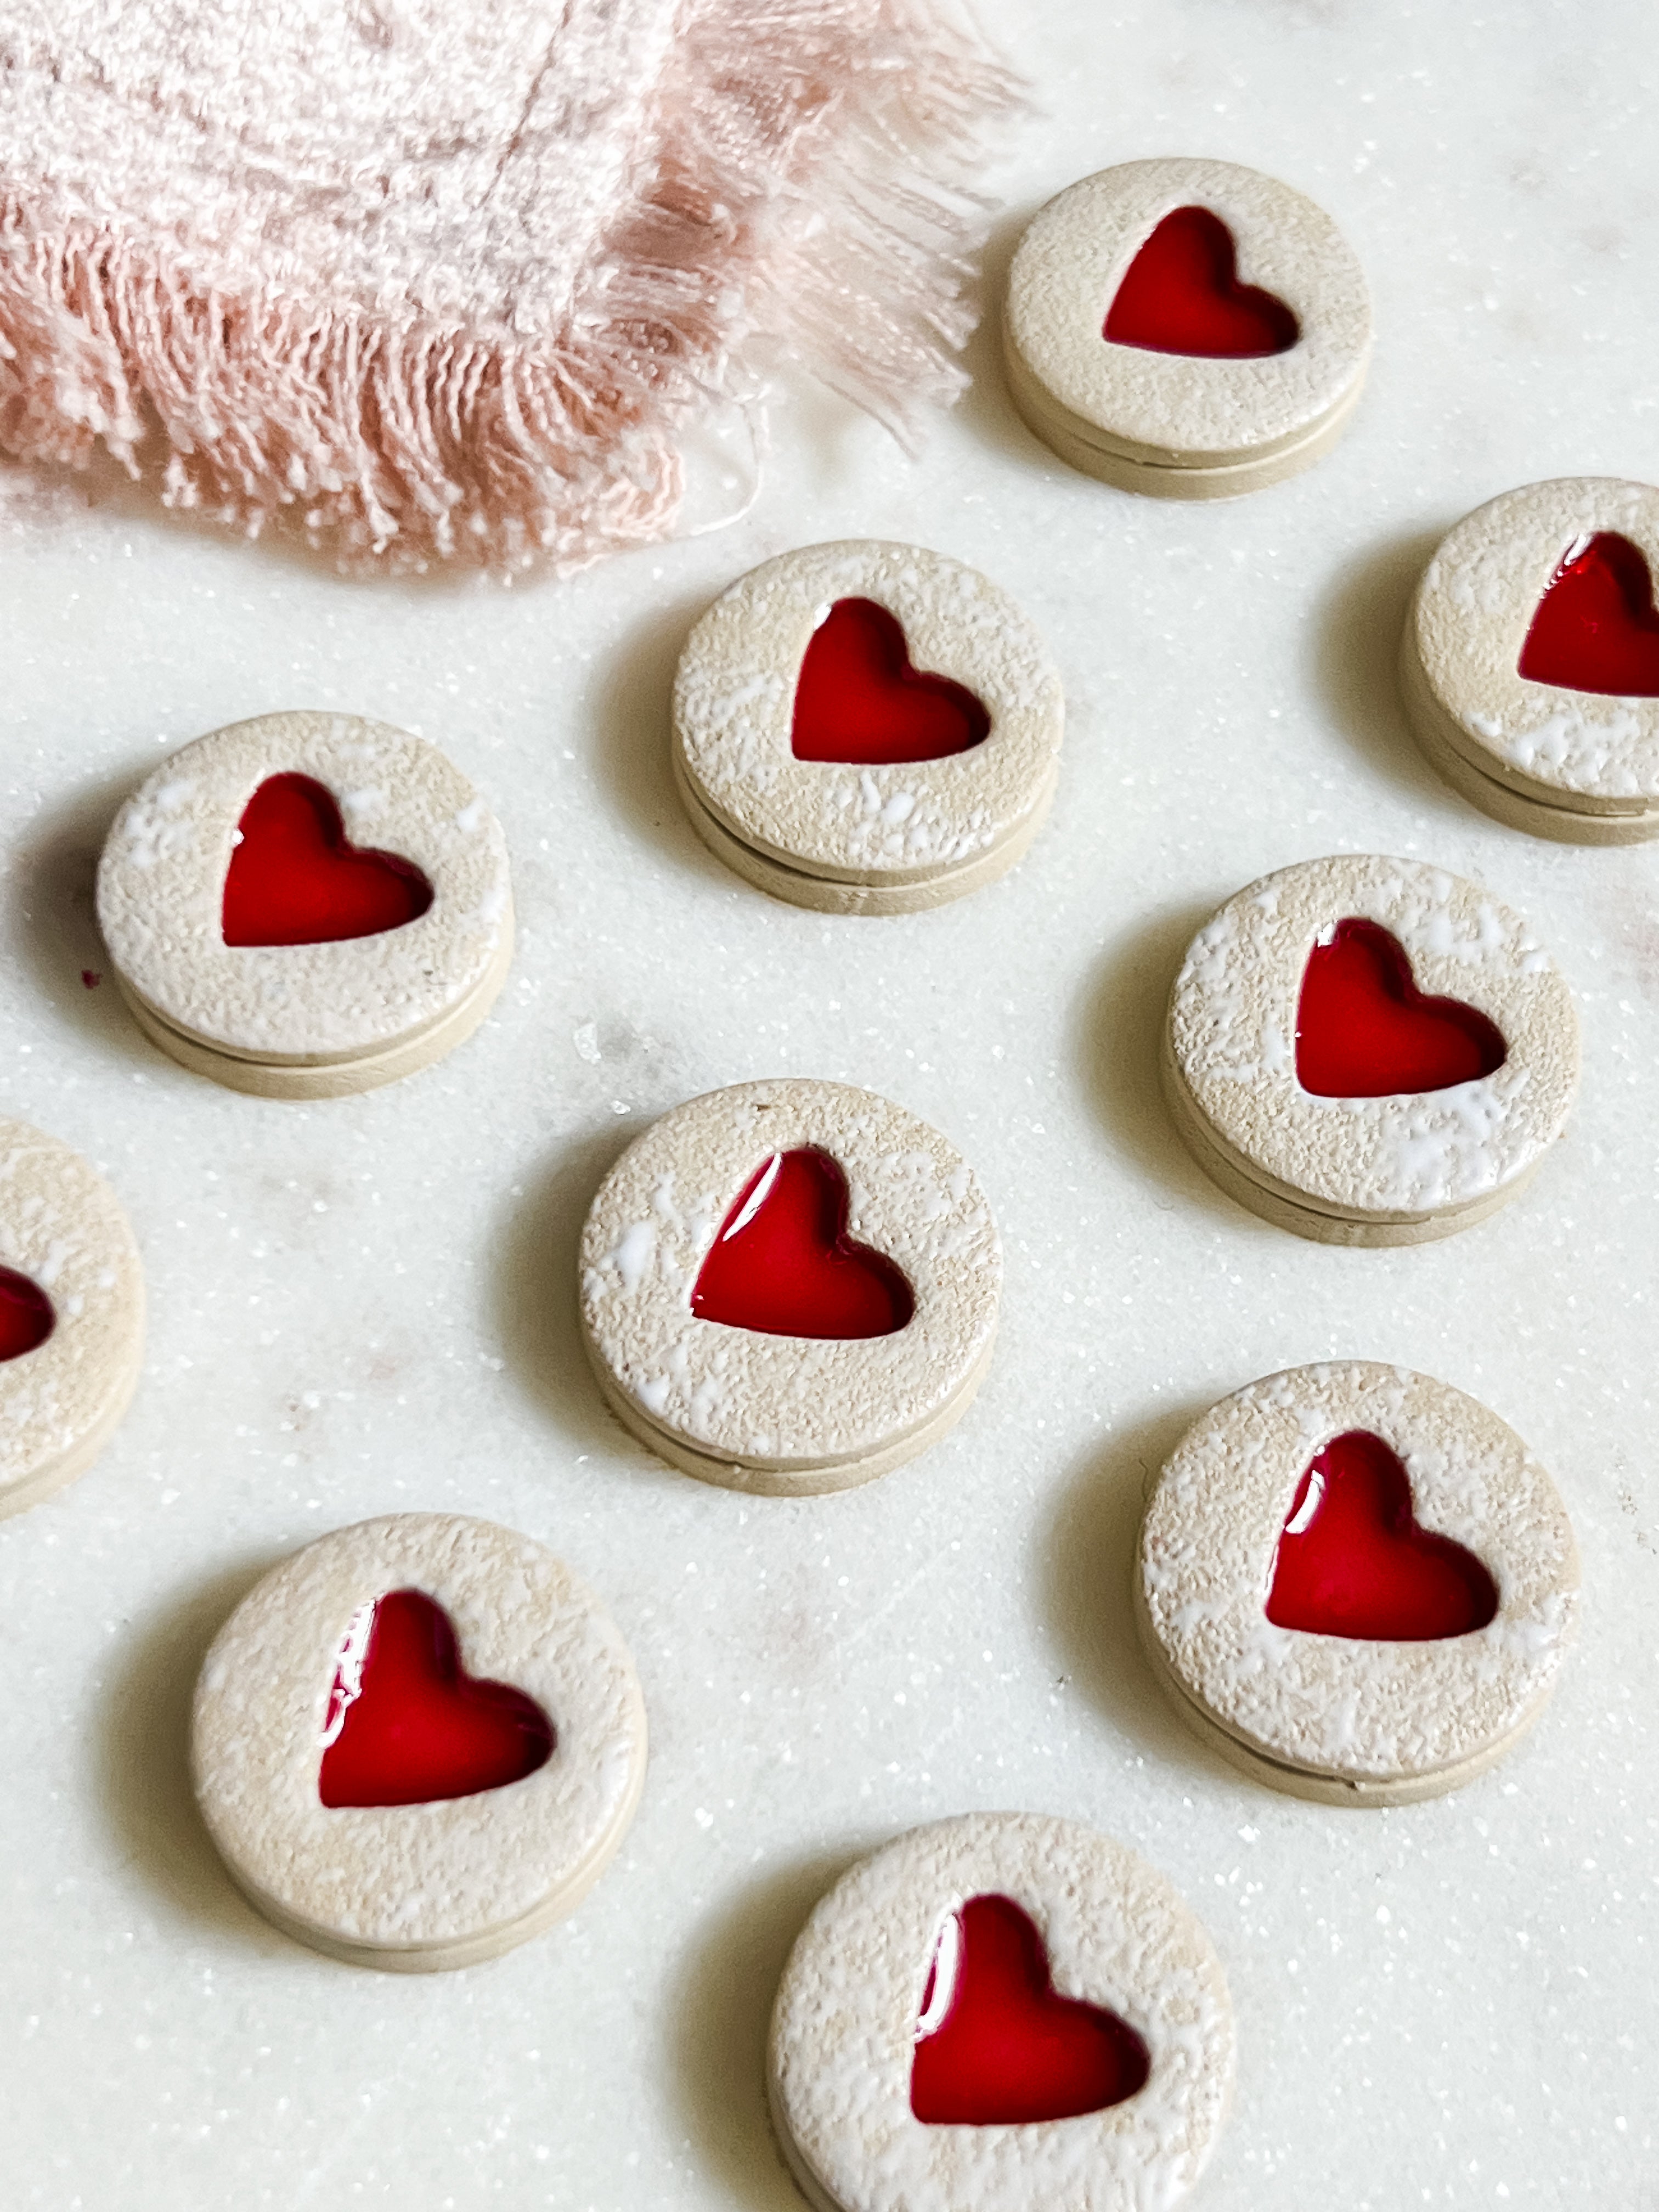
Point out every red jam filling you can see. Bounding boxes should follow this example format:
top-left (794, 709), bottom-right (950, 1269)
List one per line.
top-left (222, 773), bottom-right (435, 947)
top-left (689, 1147), bottom-right (913, 1340)
top-left (1517, 530), bottom-right (1659, 697)
top-left (1266, 1430), bottom-right (1499, 1641)
top-left (1103, 205), bottom-right (1299, 359)
top-left (791, 598), bottom-right (991, 765)
top-left (910, 1893), bottom-right (1151, 2125)
top-left (1295, 917), bottom-right (1506, 1097)
top-left (0, 1266), bottom-right (53, 1362)
top-left (318, 1588), bottom-right (554, 1809)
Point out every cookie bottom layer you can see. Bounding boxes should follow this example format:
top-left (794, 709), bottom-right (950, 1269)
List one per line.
top-left (215, 1744), bottom-right (647, 1973)
top-left (1160, 1030), bottom-right (1539, 1246)
top-left (1132, 1571), bottom-right (1551, 1806)
top-left (113, 918), bottom-right (514, 1099)
top-left (765, 2069), bottom-right (849, 2212)
top-left (1002, 326), bottom-right (1365, 500)
top-left (0, 1329), bottom-right (145, 1521)
top-left (673, 747), bottom-right (1053, 916)
top-left (585, 1321), bottom-right (996, 1497)
top-left (1400, 631), bottom-right (1659, 845)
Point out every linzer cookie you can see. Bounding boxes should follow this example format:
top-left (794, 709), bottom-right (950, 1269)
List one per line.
top-left (1163, 855), bottom-right (1578, 1244)
top-left (1004, 158), bottom-right (1370, 498)
top-left (1138, 1363), bottom-right (1580, 1804)
top-left (1402, 477), bottom-right (1659, 842)
top-left (97, 712), bottom-right (512, 1098)
top-left (768, 1813), bottom-right (1233, 2212)
top-left (0, 1118), bottom-right (143, 1518)
top-left (192, 1514), bottom-right (647, 1972)
top-left (579, 1078), bottom-right (1000, 1493)
top-left (672, 543), bottom-right (1063, 913)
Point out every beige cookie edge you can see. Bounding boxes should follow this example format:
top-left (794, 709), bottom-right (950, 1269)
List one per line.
top-left (674, 747), bottom-right (1054, 914)
top-left (0, 1324), bottom-right (145, 1520)
top-left (1158, 1028), bottom-right (1537, 1245)
top-left (218, 1706), bottom-right (648, 1972)
top-left (764, 2066), bottom-right (848, 2212)
top-left (1005, 318), bottom-right (1365, 496)
top-left (1132, 1570), bottom-right (1553, 1805)
top-left (116, 912), bottom-right (513, 1099)
top-left (585, 1319), bottom-right (995, 1496)
top-left (1401, 629), bottom-right (1659, 844)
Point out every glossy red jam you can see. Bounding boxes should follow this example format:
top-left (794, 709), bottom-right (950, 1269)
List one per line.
top-left (0, 1267), bottom-right (53, 1362)
top-left (910, 1893), bottom-right (1150, 2124)
top-left (1266, 1431), bottom-right (1499, 1641)
top-left (1104, 205), bottom-right (1299, 359)
top-left (791, 599), bottom-right (990, 765)
top-left (690, 1147), bottom-right (913, 1340)
top-left (318, 1588), bottom-right (554, 1809)
top-left (1295, 917), bottom-right (1506, 1097)
top-left (222, 773), bottom-right (434, 947)
top-left (1518, 530), bottom-right (1659, 697)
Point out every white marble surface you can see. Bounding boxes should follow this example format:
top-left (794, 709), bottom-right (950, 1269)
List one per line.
top-left (2, 3), bottom-right (1655, 2203)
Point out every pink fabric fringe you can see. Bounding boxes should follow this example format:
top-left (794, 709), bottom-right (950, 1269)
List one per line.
top-left (0, 1), bottom-right (1021, 573)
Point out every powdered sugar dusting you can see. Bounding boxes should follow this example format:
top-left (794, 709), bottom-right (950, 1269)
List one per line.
top-left (1141, 1363), bottom-right (1580, 1784)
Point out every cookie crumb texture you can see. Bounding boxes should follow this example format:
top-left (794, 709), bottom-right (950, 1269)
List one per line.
top-left (0, 1119), bottom-right (144, 1518)
top-left (1165, 854), bottom-right (1578, 1238)
top-left (1139, 1363), bottom-right (1579, 1800)
top-left (1404, 477), bottom-right (1659, 838)
top-left (97, 712), bottom-right (512, 1078)
top-left (580, 1078), bottom-right (1000, 1492)
top-left (769, 1812), bottom-right (1234, 2212)
top-left (191, 1514), bottom-right (647, 1972)
top-left (673, 542), bottom-right (1062, 907)
top-left (1003, 157), bottom-right (1369, 492)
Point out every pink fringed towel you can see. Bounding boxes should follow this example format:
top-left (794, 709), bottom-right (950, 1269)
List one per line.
top-left (0, 0), bottom-right (1017, 572)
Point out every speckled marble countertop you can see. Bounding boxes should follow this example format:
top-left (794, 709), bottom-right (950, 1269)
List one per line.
top-left (3, 3), bottom-right (1655, 2204)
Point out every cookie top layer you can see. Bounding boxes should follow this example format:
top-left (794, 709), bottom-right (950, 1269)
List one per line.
top-left (1166, 855), bottom-right (1578, 1222)
top-left (97, 712), bottom-right (511, 1062)
top-left (1139, 1363), bottom-right (1580, 1786)
top-left (1006, 158), bottom-right (1370, 464)
top-left (1410, 477), bottom-right (1659, 806)
top-left (673, 543), bottom-right (1063, 885)
top-left (192, 1514), bottom-right (646, 1960)
top-left (0, 1118), bottom-right (143, 1510)
top-left (580, 1079), bottom-right (1000, 1474)
top-left (770, 1812), bottom-right (1234, 2212)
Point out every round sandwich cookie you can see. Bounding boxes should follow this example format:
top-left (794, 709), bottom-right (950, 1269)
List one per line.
top-left (1003, 157), bottom-right (1370, 498)
top-left (97, 712), bottom-right (513, 1098)
top-left (1163, 853), bottom-right (1579, 1244)
top-left (1402, 477), bottom-right (1659, 843)
top-left (579, 1077), bottom-right (1000, 1494)
top-left (0, 1118), bottom-right (143, 1518)
top-left (192, 1513), bottom-right (647, 1972)
top-left (1137, 1363), bottom-right (1580, 1805)
top-left (768, 1812), bottom-right (1234, 2212)
top-left (672, 542), bottom-right (1063, 914)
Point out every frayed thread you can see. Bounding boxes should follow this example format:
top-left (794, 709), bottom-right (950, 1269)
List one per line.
top-left (0, 0), bottom-right (1023, 573)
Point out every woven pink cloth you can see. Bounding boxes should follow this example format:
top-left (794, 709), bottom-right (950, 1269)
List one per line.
top-left (0, 0), bottom-right (1016, 572)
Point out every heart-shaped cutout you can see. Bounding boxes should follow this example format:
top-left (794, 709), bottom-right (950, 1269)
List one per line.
top-left (1104, 204), bottom-right (1299, 359)
top-left (690, 1147), bottom-right (913, 1339)
top-left (791, 599), bottom-right (991, 765)
top-left (318, 1588), bottom-right (555, 1809)
top-left (1295, 917), bottom-right (1506, 1097)
top-left (1267, 1430), bottom-right (1499, 1641)
top-left (222, 774), bottom-right (435, 947)
top-left (0, 1266), bottom-right (53, 1362)
top-left (1517, 529), bottom-right (1659, 697)
top-left (910, 1893), bottom-right (1150, 2124)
